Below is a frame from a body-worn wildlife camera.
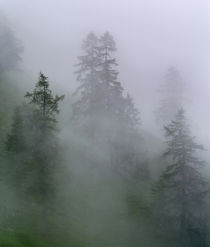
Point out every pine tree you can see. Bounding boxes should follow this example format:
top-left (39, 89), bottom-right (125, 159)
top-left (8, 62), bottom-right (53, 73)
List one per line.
top-left (72, 32), bottom-right (134, 136)
top-left (24, 72), bottom-right (64, 234)
top-left (97, 32), bottom-right (146, 179)
top-left (5, 72), bottom-right (64, 234)
top-left (5, 107), bottom-right (28, 194)
top-left (154, 109), bottom-right (208, 246)
top-left (25, 72), bottom-right (64, 124)
top-left (73, 32), bottom-right (100, 120)
top-left (98, 32), bottom-right (123, 121)
top-left (72, 32), bottom-right (147, 179)
top-left (6, 107), bottom-right (25, 153)
top-left (122, 93), bottom-right (140, 129)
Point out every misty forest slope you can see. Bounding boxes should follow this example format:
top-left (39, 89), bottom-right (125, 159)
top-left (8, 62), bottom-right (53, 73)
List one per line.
top-left (0, 12), bottom-right (209, 247)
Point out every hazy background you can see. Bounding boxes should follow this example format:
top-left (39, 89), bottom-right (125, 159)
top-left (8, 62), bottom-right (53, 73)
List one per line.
top-left (0, 0), bottom-right (209, 152)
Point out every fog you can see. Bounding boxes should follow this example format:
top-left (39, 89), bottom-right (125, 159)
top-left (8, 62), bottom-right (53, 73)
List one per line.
top-left (1, 0), bottom-right (209, 132)
top-left (0, 0), bottom-right (209, 246)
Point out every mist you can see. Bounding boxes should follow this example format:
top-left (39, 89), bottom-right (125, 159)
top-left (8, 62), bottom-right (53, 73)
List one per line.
top-left (0, 0), bottom-right (209, 246)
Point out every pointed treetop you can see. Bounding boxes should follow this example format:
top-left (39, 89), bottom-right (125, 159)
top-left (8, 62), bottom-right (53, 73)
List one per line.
top-left (82, 32), bottom-right (98, 51)
top-left (100, 32), bottom-right (116, 52)
top-left (25, 72), bottom-right (64, 118)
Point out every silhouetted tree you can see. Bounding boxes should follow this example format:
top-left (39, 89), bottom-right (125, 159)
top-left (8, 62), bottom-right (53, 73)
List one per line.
top-left (73, 32), bottom-right (100, 119)
top-left (6, 72), bottom-right (64, 235)
top-left (154, 109), bottom-right (208, 246)
top-left (5, 106), bottom-right (29, 195)
top-left (73, 32), bottom-right (139, 136)
top-left (73, 32), bottom-right (148, 180)
top-left (25, 72), bottom-right (64, 234)
top-left (97, 32), bottom-right (123, 120)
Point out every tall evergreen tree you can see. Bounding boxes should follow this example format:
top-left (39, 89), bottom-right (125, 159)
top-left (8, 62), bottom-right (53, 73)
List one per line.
top-left (97, 31), bottom-right (124, 121)
top-left (6, 72), bottom-right (64, 234)
top-left (25, 72), bottom-right (64, 233)
top-left (6, 107), bottom-right (27, 153)
top-left (25, 72), bottom-right (64, 125)
top-left (154, 109), bottom-right (208, 246)
top-left (72, 32), bottom-right (147, 180)
top-left (5, 106), bottom-right (29, 196)
top-left (122, 93), bottom-right (140, 129)
top-left (0, 12), bottom-right (23, 148)
top-left (73, 32), bottom-right (139, 137)
top-left (73, 32), bottom-right (100, 120)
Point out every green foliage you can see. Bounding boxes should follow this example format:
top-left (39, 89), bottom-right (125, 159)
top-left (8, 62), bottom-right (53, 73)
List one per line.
top-left (4, 72), bottom-right (64, 236)
top-left (25, 72), bottom-right (64, 125)
top-left (154, 109), bottom-right (208, 246)
top-left (0, 22), bottom-right (209, 246)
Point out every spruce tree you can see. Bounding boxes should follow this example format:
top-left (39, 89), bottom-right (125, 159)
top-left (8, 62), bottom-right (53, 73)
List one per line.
top-left (73, 32), bottom-right (100, 120)
top-left (122, 93), bottom-right (140, 129)
top-left (6, 107), bottom-right (25, 153)
top-left (25, 72), bottom-right (64, 233)
top-left (72, 32), bottom-right (135, 136)
top-left (154, 109), bottom-right (208, 246)
top-left (72, 32), bottom-right (147, 179)
top-left (98, 32), bottom-right (124, 121)
top-left (25, 72), bottom-right (64, 123)
top-left (6, 72), bottom-right (64, 234)
top-left (5, 106), bottom-right (28, 194)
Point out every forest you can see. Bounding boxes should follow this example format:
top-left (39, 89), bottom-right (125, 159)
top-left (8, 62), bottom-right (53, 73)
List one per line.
top-left (0, 2), bottom-right (209, 247)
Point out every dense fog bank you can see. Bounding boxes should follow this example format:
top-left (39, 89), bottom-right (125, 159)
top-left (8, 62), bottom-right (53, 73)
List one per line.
top-left (0, 1), bottom-right (209, 246)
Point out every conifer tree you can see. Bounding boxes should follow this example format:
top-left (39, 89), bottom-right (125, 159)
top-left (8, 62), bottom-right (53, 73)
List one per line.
top-left (154, 109), bottom-right (208, 246)
top-left (72, 32), bottom-right (147, 179)
top-left (6, 107), bottom-right (25, 153)
top-left (72, 32), bottom-right (138, 135)
top-left (97, 31), bottom-right (123, 120)
top-left (25, 72), bottom-right (64, 233)
top-left (5, 107), bottom-right (28, 194)
top-left (122, 93), bottom-right (140, 129)
top-left (25, 72), bottom-right (64, 124)
top-left (73, 32), bottom-right (100, 120)
top-left (6, 72), bottom-right (64, 234)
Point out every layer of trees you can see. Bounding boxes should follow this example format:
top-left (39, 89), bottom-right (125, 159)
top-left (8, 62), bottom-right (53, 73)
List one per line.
top-left (0, 15), bottom-right (209, 247)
